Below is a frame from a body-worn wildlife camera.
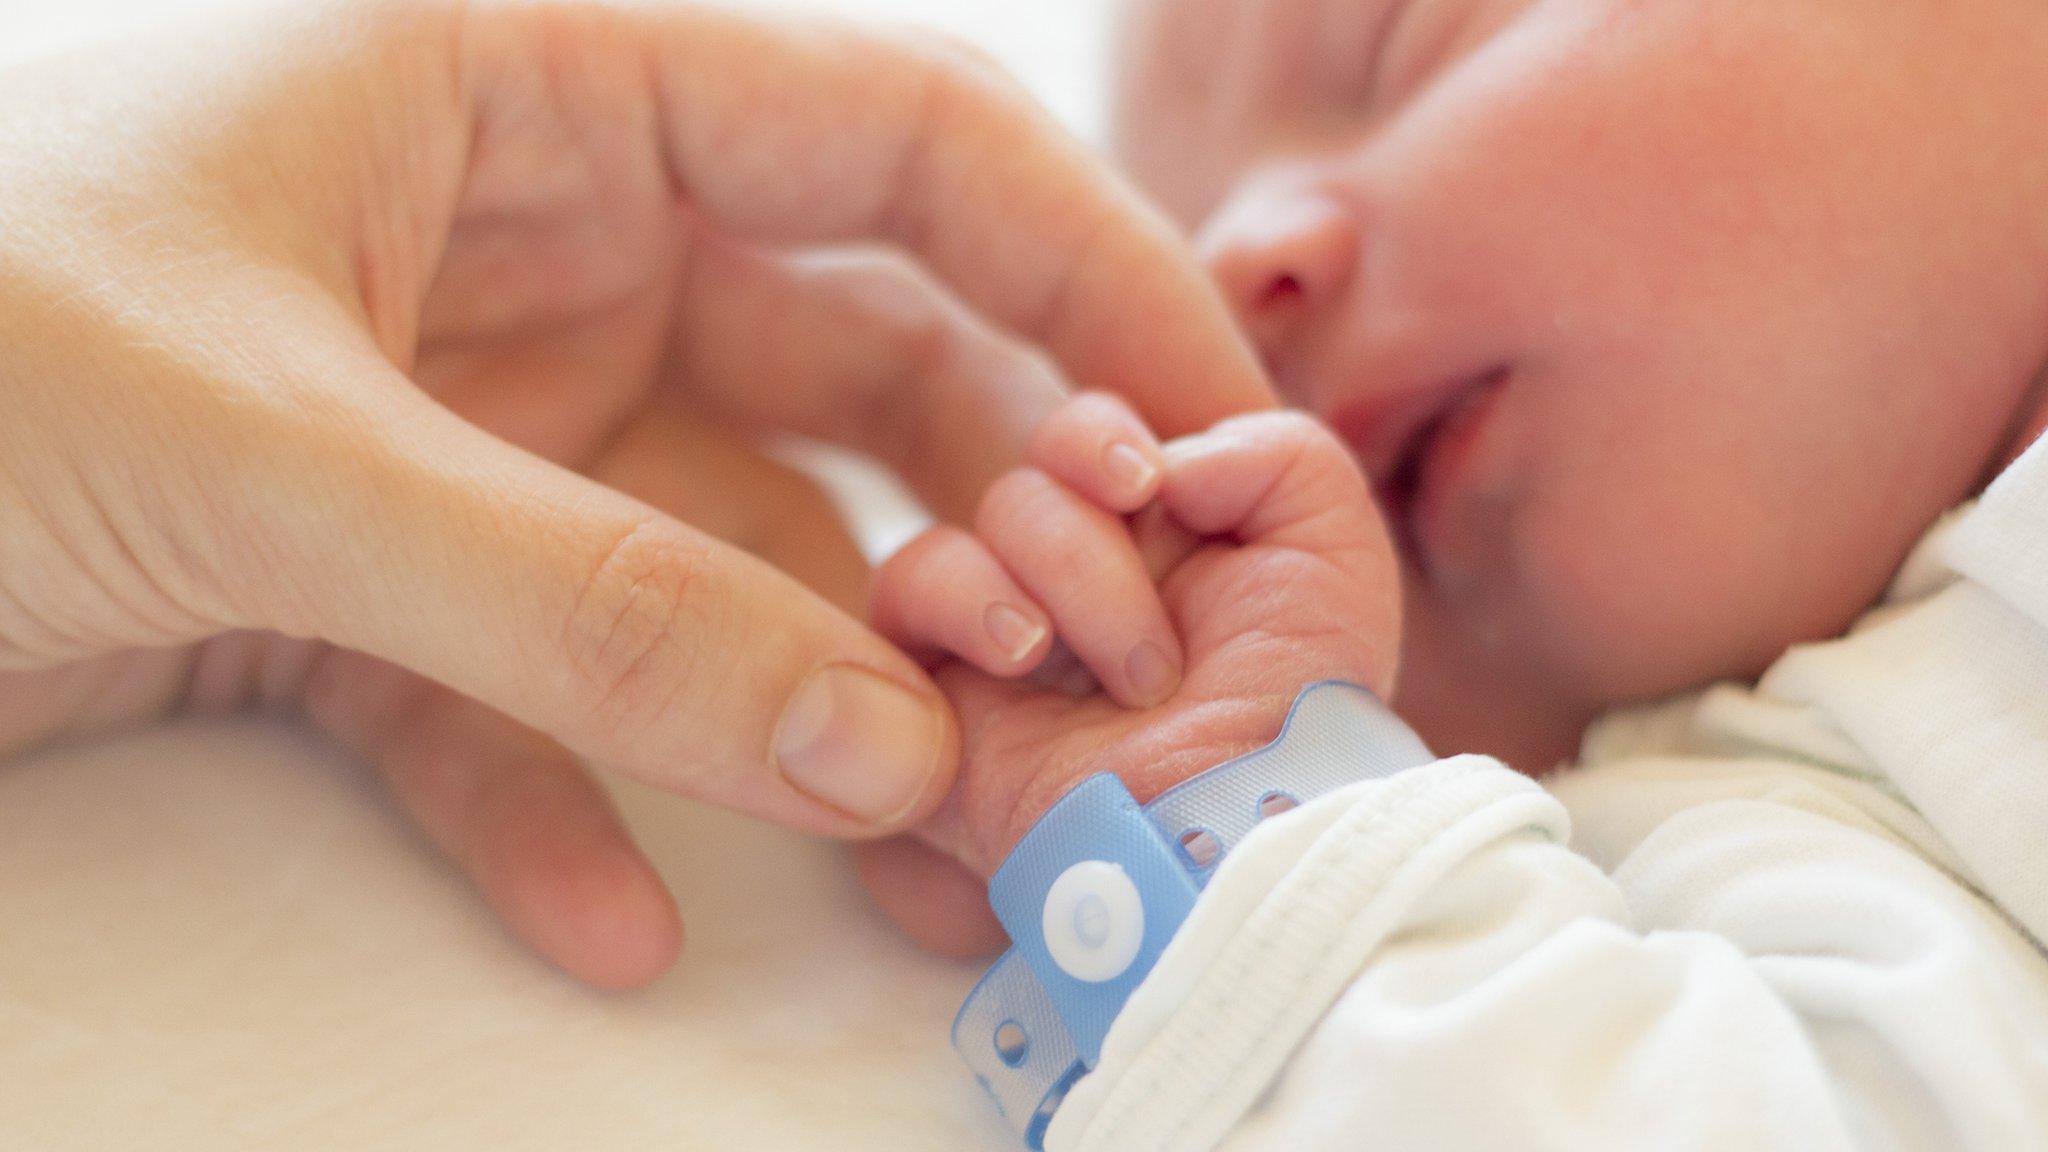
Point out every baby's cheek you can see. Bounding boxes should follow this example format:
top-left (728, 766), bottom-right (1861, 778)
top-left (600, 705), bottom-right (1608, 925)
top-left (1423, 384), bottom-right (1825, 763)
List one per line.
top-left (1513, 469), bottom-right (1820, 706)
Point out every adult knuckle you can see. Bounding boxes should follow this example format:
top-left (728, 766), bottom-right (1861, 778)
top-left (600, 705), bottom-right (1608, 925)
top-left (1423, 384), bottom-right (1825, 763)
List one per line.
top-left (890, 28), bottom-right (1043, 163)
top-left (859, 28), bottom-right (1046, 260)
top-left (562, 517), bottom-right (716, 736)
top-left (896, 29), bottom-right (1026, 106)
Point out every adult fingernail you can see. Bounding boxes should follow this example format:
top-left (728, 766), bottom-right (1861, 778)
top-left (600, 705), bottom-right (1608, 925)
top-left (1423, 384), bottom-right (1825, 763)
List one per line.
top-left (1104, 442), bottom-right (1160, 499)
top-left (1124, 641), bottom-right (1180, 705)
top-left (775, 664), bottom-right (945, 825)
top-left (984, 602), bottom-right (1048, 664)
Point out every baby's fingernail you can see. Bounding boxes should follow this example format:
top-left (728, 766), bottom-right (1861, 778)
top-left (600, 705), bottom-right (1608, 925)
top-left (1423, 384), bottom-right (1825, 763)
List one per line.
top-left (984, 602), bottom-right (1047, 664)
top-left (1124, 641), bottom-right (1180, 705)
top-left (775, 664), bottom-right (944, 826)
top-left (1104, 441), bottom-right (1160, 499)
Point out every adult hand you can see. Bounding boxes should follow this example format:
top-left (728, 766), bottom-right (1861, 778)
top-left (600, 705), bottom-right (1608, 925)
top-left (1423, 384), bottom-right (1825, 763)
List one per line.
top-left (0, 1), bottom-right (1273, 987)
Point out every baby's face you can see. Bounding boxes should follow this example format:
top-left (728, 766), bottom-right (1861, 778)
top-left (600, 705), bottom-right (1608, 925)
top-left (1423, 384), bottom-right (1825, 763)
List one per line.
top-left (1117, 0), bottom-right (2048, 768)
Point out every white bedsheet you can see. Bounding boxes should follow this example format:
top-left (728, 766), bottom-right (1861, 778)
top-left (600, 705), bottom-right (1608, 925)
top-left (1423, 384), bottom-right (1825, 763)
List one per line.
top-left (0, 1), bottom-right (1109, 1146)
top-left (0, 721), bottom-right (1005, 1149)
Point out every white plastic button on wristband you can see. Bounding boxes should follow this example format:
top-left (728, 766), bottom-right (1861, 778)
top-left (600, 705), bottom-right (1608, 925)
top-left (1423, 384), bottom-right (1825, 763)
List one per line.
top-left (1041, 861), bottom-right (1145, 984)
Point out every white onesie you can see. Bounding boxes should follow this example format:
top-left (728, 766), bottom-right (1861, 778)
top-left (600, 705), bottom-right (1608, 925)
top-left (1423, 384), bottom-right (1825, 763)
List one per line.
top-left (1047, 436), bottom-right (2048, 1152)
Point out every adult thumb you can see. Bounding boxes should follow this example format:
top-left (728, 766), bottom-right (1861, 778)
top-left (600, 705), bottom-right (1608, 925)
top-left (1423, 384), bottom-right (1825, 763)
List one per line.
top-left (244, 392), bottom-right (958, 839)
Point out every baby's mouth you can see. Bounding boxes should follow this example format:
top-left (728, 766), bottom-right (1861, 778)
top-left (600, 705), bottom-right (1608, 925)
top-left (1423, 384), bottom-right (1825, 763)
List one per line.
top-left (1333, 365), bottom-right (1512, 571)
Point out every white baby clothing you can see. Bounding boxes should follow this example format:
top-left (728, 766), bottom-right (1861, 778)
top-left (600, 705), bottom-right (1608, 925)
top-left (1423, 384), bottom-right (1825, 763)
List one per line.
top-left (1048, 437), bottom-right (2048, 1152)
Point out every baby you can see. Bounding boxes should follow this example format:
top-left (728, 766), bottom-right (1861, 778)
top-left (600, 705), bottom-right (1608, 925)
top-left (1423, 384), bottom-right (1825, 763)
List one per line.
top-left (865, 0), bottom-right (2048, 1148)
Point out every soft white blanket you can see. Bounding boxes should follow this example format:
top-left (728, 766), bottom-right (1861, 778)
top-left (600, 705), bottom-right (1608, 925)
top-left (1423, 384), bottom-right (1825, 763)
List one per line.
top-left (0, 719), bottom-right (1013, 1148)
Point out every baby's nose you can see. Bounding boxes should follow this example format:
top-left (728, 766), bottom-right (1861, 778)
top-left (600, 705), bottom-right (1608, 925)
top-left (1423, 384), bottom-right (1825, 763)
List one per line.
top-left (1197, 177), bottom-right (1360, 381)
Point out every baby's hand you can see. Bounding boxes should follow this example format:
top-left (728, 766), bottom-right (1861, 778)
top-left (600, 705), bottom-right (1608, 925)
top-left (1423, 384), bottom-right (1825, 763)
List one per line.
top-left (857, 396), bottom-right (1402, 955)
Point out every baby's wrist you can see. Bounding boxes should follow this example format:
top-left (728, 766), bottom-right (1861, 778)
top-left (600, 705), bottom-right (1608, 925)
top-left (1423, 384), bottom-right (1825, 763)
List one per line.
top-left (954, 682), bottom-right (1437, 1145)
top-left (986, 735), bottom-right (1278, 867)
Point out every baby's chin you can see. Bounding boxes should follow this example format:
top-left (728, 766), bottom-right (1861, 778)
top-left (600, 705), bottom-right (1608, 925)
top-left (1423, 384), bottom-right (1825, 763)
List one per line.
top-left (1289, 397), bottom-right (1596, 768)
top-left (1387, 586), bottom-right (1595, 775)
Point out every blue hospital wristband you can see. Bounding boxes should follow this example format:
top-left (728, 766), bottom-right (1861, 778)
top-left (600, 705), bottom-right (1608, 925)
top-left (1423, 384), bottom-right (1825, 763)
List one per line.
top-left (952, 680), bottom-right (1435, 1148)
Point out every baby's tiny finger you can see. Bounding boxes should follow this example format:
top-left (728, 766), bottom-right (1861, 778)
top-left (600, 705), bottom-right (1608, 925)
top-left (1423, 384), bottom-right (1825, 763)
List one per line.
top-left (1027, 391), bottom-right (1166, 513)
top-left (872, 526), bottom-right (1054, 675)
top-left (1160, 411), bottom-right (1374, 543)
top-left (977, 469), bottom-right (1183, 707)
